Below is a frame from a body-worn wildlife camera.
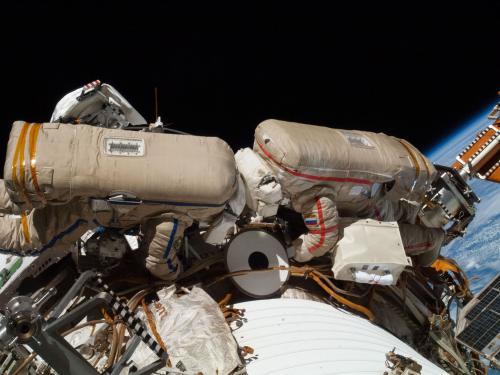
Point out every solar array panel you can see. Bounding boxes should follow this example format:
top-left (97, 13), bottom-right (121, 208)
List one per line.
top-left (457, 274), bottom-right (500, 359)
top-left (466, 276), bottom-right (500, 320)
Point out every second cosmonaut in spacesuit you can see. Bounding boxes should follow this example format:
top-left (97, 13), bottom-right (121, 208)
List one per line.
top-left (235, 119), bottom-right (445, 267)
top-left (0, 81), bottom-right (237, 280)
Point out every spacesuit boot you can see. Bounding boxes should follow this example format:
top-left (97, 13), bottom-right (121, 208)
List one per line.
top-left (142, 215), bottom-right (193, 280)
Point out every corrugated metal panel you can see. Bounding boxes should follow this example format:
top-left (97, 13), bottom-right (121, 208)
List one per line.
top-left (233, 298), bottom-right (447, 375)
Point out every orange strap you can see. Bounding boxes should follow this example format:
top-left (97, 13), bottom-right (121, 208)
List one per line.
top-left (11, 123), bottom-right (33, 207)
top-left (28, 123), bottom-right (46, 203)
top-left (20, 213), bottom-right (31, 244)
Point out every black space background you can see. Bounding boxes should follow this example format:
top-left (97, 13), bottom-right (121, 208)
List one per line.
top-left (0, 1), bottom-right (499, 176)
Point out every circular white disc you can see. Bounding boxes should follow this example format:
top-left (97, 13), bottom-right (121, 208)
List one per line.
top-left (225, 230), bottom-right (290, 298)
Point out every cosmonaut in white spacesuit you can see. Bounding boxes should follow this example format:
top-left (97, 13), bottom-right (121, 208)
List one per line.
top-left (235, 119), bottom-right (445, 267)
top-left (0, 81), bottom-right (237, 280)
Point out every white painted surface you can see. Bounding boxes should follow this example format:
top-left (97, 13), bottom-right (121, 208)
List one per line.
top-left (227, 231), bottom-right (289, 298)
top-left (233, 298), bottom-right (447, 375)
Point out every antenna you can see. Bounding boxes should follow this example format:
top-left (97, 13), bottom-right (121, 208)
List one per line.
top-left (152, 87), bottom-right (164, 129)
top-left (154, 87), bottom-right (159, 121)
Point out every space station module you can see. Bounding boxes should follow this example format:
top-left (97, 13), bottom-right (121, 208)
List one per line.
top-left (236, 119), bottom-right (445, 274)
top-left (0, 82), bottom-right (237, 280)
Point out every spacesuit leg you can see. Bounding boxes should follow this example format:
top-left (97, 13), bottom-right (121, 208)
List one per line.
top-left (399, 223), bottom-right (445, 266)
top-left (371, 194), bottom-right (421, 224)
top-left (143, 216), bottom-right (193, 280)
top-left (0, 180), bottom-right (20, 215)
top-left (394, 199), bottom-right (421, 223)
top-left (293, 196), bottom-right (340, 263)
top-left (0, 199), bottom-right (91, 255)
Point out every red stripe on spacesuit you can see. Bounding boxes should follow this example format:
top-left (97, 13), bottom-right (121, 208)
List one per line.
top-left (308, 225), bottom-right (338, 235)
top-left (308, 198), bottom-right (326, 253)
top-left (256, 141), bottom-right (373, 185)
top-left (404, 242), bottom-right (433, 251)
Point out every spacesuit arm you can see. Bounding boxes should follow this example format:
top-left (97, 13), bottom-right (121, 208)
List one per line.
top-left (293, 196), bottom-right (340, 263)
top-left (0, 200), bottom-right (90, 255)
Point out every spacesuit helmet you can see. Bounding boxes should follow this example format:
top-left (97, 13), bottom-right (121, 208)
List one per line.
top-left (50, 80), bottom-right (147, 129)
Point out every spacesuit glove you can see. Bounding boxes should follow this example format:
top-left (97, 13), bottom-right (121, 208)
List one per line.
top-left (162, 263), bottom-right (183, 282)
top-left (147, 260), bottom-right (183, 281)
top-left (291, 235), bottom-right (314, 263)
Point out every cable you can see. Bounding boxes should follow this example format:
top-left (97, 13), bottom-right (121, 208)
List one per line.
top-left (176, 252), bottom-right (225, 281)
top-left (62, 319), bottom-right (107, 337)
top-left (105, 323), bottom-right (119, 369)
top-left (204, 265), bottom-right (291, 288)
top-left (301, 270), bottom-right (375, 321)
top-left (205, 265), bottom-right (375, 321)
top-left (141, 299), bottom-right (172, 367)
top-left (318, 271), bottom-right (373, 298)
top-left (218, 293), bottom-right (232, 307)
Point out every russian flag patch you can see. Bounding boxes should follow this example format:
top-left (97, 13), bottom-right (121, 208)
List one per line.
top-left (304, 217), bottom-right (318, 225)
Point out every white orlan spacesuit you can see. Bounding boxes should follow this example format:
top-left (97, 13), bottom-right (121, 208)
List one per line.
top-left (236, 119), bottom-right (445, 266)
top-left (0, 82), bottom-right (237, 280)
